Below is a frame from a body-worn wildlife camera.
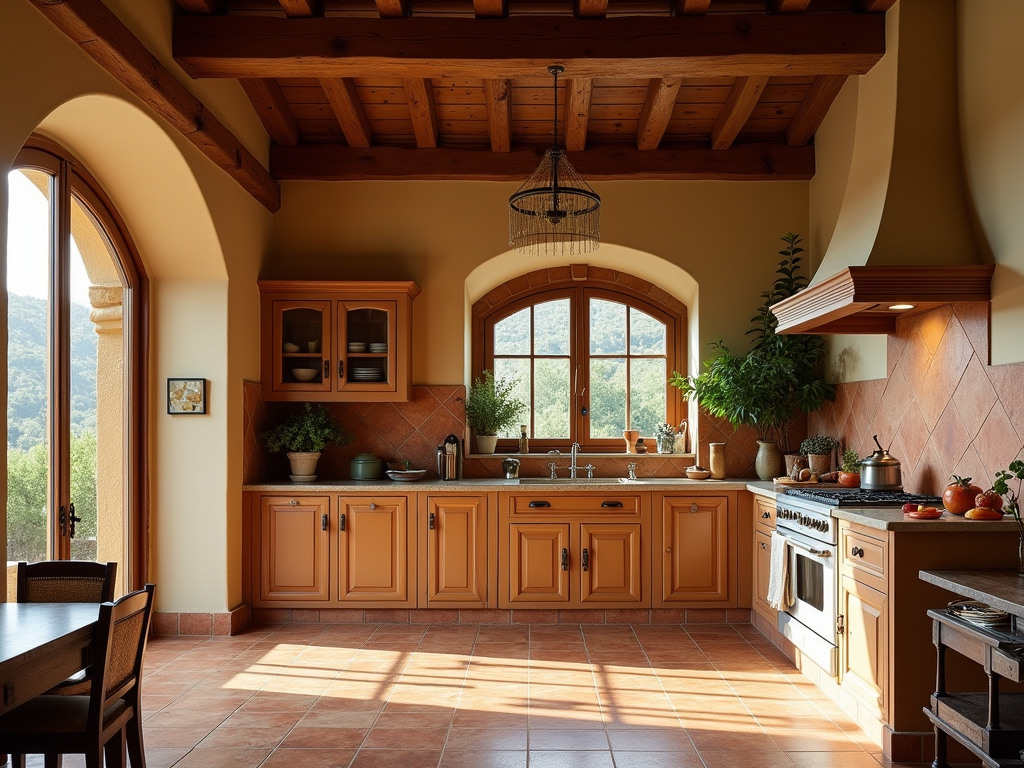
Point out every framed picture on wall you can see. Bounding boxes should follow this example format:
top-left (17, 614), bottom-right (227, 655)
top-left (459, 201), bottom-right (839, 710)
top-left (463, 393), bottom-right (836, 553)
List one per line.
top-left (167, 378), bottom-right (207, 414)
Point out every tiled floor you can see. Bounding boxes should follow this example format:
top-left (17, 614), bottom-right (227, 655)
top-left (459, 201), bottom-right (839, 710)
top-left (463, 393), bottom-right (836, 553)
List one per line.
top-left (25, 622), bottom-right (930, 767)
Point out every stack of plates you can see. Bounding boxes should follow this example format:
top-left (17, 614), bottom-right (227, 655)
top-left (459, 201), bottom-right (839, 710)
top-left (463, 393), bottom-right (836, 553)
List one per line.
top-left (351, 367), bottom-right (384, 382)
top-left (948, 599), bottom-right (1010, 627)
top-left (369, 343), bottom-right (388, 353)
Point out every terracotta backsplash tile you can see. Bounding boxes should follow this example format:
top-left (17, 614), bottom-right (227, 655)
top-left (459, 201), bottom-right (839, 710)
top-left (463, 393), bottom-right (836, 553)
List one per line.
top-left (810, 304), bottom-right (1024, 496)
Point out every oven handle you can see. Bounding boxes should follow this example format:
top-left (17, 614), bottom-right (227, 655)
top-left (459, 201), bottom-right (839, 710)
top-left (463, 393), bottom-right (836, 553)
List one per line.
top-left (779, 533), bottom-right (833, 558)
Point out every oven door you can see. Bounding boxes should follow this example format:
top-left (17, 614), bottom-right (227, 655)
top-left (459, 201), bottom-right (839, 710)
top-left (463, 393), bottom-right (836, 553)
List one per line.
top-left (777, 527), bottom-right (838, 676)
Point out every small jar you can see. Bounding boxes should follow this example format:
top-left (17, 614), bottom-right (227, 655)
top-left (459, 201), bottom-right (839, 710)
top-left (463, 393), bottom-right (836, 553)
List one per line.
top-left (708, 442), bottom-right (726, 479)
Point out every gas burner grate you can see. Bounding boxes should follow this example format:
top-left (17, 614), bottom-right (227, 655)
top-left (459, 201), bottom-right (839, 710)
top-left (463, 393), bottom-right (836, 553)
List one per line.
top-left (783, 488), bottom-right (942, 507)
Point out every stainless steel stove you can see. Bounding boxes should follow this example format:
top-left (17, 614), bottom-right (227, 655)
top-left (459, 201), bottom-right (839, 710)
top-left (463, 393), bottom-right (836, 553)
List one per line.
top-left (774, 488), bottom-right (942, 676)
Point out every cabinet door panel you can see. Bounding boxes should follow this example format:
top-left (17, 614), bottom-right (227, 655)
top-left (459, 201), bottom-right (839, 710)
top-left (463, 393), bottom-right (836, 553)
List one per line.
top-left (753, 527), bottom-right (777, 621)
top-left (658, 496), bottom-right (729, 603)
top-left (338, 300), bottom-right (398, 396)
top-left (271, 300), bottom-right (332, 395)
top-left (338, 497), bottom-right (409, 603)
top-left (509, 524), bottom-right (571, 603)
top-left (580, 524), bottom-right (642, 603)
top-left (839, 574), bottom-right (887, 719)
top-left (259, 496), bottom-right (330, 602)
top-left (426, 496), bottom-right (488, 605)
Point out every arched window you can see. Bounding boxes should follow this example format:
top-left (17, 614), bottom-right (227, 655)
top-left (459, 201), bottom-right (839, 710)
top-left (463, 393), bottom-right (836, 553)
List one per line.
top-left (6, 136), bottom-right (149, 594)
top-left (473, 266), bottom-right (686, 452)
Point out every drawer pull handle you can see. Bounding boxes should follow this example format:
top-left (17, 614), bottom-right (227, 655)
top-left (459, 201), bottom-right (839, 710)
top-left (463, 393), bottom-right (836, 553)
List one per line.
top-left (582, 548), bottom-right (589, 572)
top-left (321, 513), bottom-right (328, 531)
top-left (601, 501), bottom-right (623, 508)
top-left (339, 513), bottom-right (346, 532)
top-left (429, 512), bottom-right (435, 530)
top-left (851, 546), bottom-right (864, 558)
top-left (529, 501), bottom-right (551, 508)
top-left (761, 511), bottom-right (771, 519)
top-left (337, 359), bottom-right (343, 378)
top-left (760, 542), bottom-right (766, 551)
top-left (561, 548), bottom-right (569, 571)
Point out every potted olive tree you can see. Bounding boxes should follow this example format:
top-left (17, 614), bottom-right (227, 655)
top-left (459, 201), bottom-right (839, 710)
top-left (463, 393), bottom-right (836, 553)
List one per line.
top-left (670, 234), bottom-right (836, 480)
top-left (261, 403), bottom-right (352, 481)
top-left (465, 370), bottom-right (526, 454)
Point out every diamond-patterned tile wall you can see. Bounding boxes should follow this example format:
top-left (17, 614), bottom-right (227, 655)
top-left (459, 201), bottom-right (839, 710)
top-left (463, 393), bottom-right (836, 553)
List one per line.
top-left (809, 303), bottom-right (1024, 495)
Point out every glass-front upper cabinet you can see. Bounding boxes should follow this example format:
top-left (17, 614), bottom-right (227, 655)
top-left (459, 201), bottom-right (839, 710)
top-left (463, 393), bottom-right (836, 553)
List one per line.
top-left (260, 281), bottom-right (420, 402)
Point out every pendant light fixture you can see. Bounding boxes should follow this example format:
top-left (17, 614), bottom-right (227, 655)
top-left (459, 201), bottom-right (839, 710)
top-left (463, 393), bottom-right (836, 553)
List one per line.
top-left (509, 65), bottom-right (601, 256)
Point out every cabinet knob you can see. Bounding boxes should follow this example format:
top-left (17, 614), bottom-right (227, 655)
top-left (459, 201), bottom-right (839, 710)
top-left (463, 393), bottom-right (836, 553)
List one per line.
top-left (851, 546), bottom-right (864, 558)
top-left (289, 499), bottom-right (298, 506)
top-left (370, 503), bottom-right (377, 510)
top-left (666, 547), bottom-right (671, 553)
top-left (691, 503), bottom-right (699, 513)
top-left (760, 542), bottom-right (766, 551)
top-left (761, 511), bottom-right (771, 519)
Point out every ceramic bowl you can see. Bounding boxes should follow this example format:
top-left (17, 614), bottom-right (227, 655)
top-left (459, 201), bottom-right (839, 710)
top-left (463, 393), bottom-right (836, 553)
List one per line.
top-left (348, 342), bottom-right (367, 353)
top-left (386, 469), bottom-right (427, 482)
top-left (283, 342), bottom-right (300, 352)
top-left (291, 368), bottom-right (320, 382)
top-left (685, 468), bottom-right (712, 480)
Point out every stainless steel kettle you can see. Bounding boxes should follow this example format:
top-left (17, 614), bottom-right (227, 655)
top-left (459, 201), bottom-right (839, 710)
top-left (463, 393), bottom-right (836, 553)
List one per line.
top-left (860, 435), bottom-right (902, 491)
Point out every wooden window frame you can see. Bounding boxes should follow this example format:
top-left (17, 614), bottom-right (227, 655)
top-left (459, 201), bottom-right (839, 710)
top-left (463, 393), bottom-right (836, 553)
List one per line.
top-left (473, 269), bottom-right (685, 454)
top-left (11, 136), bottom-right (150, 590)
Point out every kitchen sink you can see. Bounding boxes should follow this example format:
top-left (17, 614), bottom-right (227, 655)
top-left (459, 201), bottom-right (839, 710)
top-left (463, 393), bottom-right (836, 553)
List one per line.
top-left (516, 477), bottom-right (626, 484)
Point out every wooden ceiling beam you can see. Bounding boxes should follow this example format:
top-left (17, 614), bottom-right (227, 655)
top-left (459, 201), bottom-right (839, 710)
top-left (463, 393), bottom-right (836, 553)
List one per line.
top-left (861, 0), bottom-right (897, 11)
top-left (564, 78), bottom-right (593, 153)
top-left (28, 0), bottom-right (279, 212)
top-left (175, 0), bottom-right (223, 13)
top-left (484, 79), bottom-right (512, 153)
top-left (403, 78), bottom-right (439, 148)
top-left (239, 78), bottom-right (300, 146)
top-left (711, 75), bottom-right (768, 150)
top-left (677, 0), bottom-right (711, 14)
top-left (575, 0), bottom-right (609, 18)
top-left (271, 141), bottom-right (814, 181)
top-left (770, 0), bottom-right (812, 12)
top-left (320, 78), bottom-right (373, 148)
top-left (786, 74), bottom-right (847, 145)
top-left (636, 78), bottom-right (681, 151)
top-left (279, 0), bottom-right (320, 17)
top-left (473, 0), bottom-right (507, 17)
top-left (375, 0), bottom-right (409, 18)
top-left (173, 14), bottom-right (886, 80)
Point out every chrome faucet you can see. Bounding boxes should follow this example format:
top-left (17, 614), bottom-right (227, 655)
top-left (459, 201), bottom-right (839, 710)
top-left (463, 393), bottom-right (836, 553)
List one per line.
top-left (627, 462), bottom-right (638, 481)
top-left (569, 442), bottom-right (581, 478)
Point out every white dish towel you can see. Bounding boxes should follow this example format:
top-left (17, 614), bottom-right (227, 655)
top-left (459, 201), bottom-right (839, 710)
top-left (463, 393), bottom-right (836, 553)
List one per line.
top-left (767, 531), bottom-right (793, 611)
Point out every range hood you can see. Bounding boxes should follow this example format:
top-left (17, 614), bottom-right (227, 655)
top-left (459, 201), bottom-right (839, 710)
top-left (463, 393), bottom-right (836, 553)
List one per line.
top-left (771, 265), bottom-right (994, 334)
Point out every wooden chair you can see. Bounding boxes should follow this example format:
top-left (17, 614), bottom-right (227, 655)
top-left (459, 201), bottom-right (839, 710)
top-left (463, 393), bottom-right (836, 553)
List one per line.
top-left (17, 561), bottom-right (118, 696)
top-left (0, 583), bottom-right (155, 768)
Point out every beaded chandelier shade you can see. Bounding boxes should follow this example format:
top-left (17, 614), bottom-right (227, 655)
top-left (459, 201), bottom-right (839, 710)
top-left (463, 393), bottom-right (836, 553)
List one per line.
top-left (509, 65), bottom-right (601, 256)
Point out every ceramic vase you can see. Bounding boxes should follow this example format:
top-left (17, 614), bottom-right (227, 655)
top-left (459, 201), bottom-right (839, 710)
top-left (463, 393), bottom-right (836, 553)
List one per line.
top-left (708, 442), bottom-right (726, 479)
top-left (476, 434), bottom-right (498, 454)
top-left (755, 440), bottom-right (784, 481)
top-left (623, 430), bottom-right (639, 453)
top-left (656, 435), bottom-right (674, 454)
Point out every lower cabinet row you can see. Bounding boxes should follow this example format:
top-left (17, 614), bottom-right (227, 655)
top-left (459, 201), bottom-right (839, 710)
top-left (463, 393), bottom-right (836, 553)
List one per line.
top-left (246, 491), bottom-right (738, 610)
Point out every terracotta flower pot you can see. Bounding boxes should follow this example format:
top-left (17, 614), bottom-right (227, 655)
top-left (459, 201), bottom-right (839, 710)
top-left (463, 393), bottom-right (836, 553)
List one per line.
top-left (838, 471), bottom-right (860, 487)
top-left (476, 434), bottom-right (498, 454)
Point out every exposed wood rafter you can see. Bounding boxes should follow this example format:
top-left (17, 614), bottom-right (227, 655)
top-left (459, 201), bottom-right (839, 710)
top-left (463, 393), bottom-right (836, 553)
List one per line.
top-left (375, 0), bottom-right (409, 18)
top-left (636, 78), bottom-right (681, 151)
top-left (279, 0), bottom-right (319, 17)
top-left (575, 0), bottom-right (609, 18)
top-left (271, 142), bottom-right (815, 181)
top-left (473, 0), bottom-right (507, 17)
top-left (239, 78), bottom-right (300, 146)
top-left (320, 78), bottom-right (373, 148)
top-left (564, 78), bottom-right (593, 153)
top-left (30, 0), bottom-right (279, 212)
top-left (175, 0), bottom-right (223, 13)
top-left (484, 79), bottom-right (512, 153)
top-left (173, 15), bottom-right (886, 80)
top-left (861, 0), bottom-right (898, 11)
top-left (711, 75), bottom-right (768, 150)
top-left (677, 0), bottom-right (711, 14)
top-left (770, 0), bottom-right (812, 12)
top-left (403, 78), bottom-right (439, 148)
top-left (786, 75), bottom-right (848, 146)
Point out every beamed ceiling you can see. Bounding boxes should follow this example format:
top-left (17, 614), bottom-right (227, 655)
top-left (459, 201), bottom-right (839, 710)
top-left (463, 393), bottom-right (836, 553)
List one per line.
top-left (26, 0), bottom-right (895, 211)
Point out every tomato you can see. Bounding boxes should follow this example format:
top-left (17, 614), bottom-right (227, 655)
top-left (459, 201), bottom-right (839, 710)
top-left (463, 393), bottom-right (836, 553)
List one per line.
top-left (943, 475), bottom-right (984, 515)
top-left (965, 507), bottom-right (1004, 520)
top-left (901, 502), bottom-right (919, 513)
top-left (907, 506), bottom-right (942, 519)
top-left (976, 490), bottom-right (1005, 511)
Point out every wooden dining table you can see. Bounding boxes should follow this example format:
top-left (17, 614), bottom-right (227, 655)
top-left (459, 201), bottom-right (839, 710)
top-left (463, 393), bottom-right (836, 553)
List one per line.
top-left (0, 602), bottom-right (98, 717)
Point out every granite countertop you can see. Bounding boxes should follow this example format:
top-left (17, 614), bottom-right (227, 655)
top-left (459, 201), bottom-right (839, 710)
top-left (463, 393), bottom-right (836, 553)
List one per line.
top-left (833, 506), bottom-right (1020, 532)
top-left (245, 478), bottom-right (778, 494)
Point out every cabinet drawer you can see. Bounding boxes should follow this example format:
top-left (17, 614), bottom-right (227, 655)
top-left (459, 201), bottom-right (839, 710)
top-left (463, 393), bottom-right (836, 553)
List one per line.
top-left (840, 526), bottom-right (887, 592)
top-left (753, 495), bottom-right (776, 528)
top-left (508, 494), bottom-right (641, 517)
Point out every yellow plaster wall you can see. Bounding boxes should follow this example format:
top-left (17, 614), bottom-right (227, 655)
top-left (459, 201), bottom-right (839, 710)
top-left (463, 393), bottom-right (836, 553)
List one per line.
top-left (958, 0), bottom-right (1024, 366)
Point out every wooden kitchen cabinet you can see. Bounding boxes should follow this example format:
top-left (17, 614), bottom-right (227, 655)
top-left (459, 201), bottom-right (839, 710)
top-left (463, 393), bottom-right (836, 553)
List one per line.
top-left (654, 494), bottom-right (735, 606)
top-left (423, 495), bottom-right (491, 607)
top-left (500, 492), bottom-right (649, 609)
top-left (752, 494), bottom-right (777, 623)
top-left (337, 496), bottom-right (412, 604)
top-left (839, 572), bottom-right (888, 720)
top-left (259, 280), bottom-right (420, 402)
top-left (258, 495), bottom-right (331, 602)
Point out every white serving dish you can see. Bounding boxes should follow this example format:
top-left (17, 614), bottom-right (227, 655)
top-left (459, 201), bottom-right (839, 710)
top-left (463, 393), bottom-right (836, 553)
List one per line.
top-left (283, 342), bottom-right (300, 352)
top-left (291, 368), bottom-right (320, 382)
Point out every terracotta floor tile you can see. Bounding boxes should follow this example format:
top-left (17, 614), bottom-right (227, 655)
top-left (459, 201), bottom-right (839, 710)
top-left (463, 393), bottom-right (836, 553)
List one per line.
top-left (611, 750), bottom-right (706, 768)
top-left (170, 746), bottom-right (273, 768)
top-left (437, 750), bottom-right (529, 768)
top-left (606, 729), bottom-right (695, 752)
top-left (297, 708), bottom-right (380, 729)
top-left (349, 748), bottom-right (444, 768)
top-left (697, 749), bottom-right (796, 768)
top-left (529, 729), bottom-right (609, 750)
top-left (143, 725), bottom-right (216, 748)
top-left (444, 727), bottom-right (528, 751)
top-left (687, 728), bottom-right (777, 753)
top-left (143, 709), bottom-right (230, 730)
top-left (527, 750), bottom-right (615, 767)
top-left (196, 725), bottom-right (288, 749)
top-left (363, 726), bottom-right (448, 749)
top-left (786, 752), bottom-right (888, 768)
top-left (279, 726), bottom-right (369, 749)
top-left (451, 710), bottom-right (529, 729)
top-left (260, 747), bottom-right (358, 768)
top-left (770, 729), bottom-right (865, 752)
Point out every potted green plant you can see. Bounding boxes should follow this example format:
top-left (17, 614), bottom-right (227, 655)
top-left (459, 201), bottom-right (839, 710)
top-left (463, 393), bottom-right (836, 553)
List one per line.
top-left (838, 447), bottom-right (862, 487)
top-left (261, 403), bottom-right (352, 481)
top-left (465, 370), bottom-right (527, 454)
top-left (800, 435), bottom-right (839, 476)
top-left (670, 234), bottom-right (836, 480)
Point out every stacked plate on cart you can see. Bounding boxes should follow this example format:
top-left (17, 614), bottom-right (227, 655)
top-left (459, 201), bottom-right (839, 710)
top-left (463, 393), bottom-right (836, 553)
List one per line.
top-left (369, 343), bottom-right (388, 353)
top-left (947, 599), bottom-right (1010, 627)
top-left (351, 367), bottom-right (384, 382)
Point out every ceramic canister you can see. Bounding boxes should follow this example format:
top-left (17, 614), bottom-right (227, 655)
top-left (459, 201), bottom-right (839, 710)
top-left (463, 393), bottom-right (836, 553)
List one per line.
top-left (350, 452), bottom-right (383, 480)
